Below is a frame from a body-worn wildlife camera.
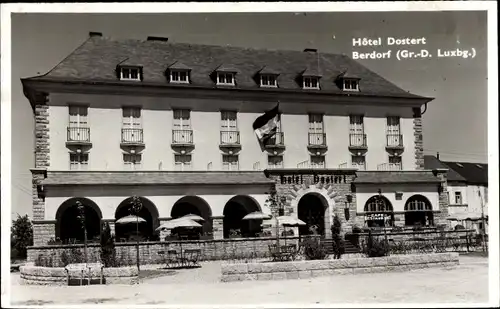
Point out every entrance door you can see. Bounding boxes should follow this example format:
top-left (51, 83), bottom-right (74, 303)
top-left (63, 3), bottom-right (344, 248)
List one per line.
top-left (297, 194), bottom-right (326, 236)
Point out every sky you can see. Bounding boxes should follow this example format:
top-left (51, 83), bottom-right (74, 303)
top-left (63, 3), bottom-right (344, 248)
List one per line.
top-left (9, 11), bottom-right (488, 218)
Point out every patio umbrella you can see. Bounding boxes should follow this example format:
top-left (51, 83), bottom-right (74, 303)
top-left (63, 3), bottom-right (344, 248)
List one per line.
top-left (115, 215), bottom-right (147, 225)
top-left (242, 211), bottom-right (272, 220)
top-left (182, 214), bottom-right (205, 222)
top-left (276, 216), bottom-right (306, 246)
top-left (155, 218), bottom-right (202, 254)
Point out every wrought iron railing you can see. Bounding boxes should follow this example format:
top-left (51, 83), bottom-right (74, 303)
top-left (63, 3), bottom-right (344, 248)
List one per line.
top-left (386, 134), bottom-right (403, 147)
top-left (308, 132), bottom-right (326, 146)
top-left (349, 133), bottom-right (367, 147)
top-left (220, 131), bottom-right (240, 145)
top-left (264, 132), bottom-right (285, 146)
top-left (172, 130), bottom-right (193, 144)
top-left (121, 128), bottom-right (143, 144)
top-left (67, 127), bottom-right (90, 143)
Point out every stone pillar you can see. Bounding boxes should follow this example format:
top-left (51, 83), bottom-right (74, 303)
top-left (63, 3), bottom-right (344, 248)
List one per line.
top-left (433, 168), bottom-right (449, 226)
top-left (101, 219), bottom-right (116, 237)
top-left (32, 221), bottom-right (55, 246)
top-left (158, 217), bottom-right (171, 241)
top-left (393, 213), bottom-right (405, 227)
top-left (212, 216), bottom-right (224, 240)
top-left (413, 107), bottom-right (424, 170)
top-left (33, 93), bottom-right (50, 169)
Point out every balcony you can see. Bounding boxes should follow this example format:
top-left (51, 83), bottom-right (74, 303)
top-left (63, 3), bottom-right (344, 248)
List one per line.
top-left (220, 131), bottom-right (240, 147)
top-left (121, 128), bottom-right (144, 146)
top-left (264, 132), bottom-right (285, 148)
top-left (307, 133), bottom-right (327, 149)
top-left (172, 130), bottom-right (194, 146)
top-left (348, 133), bottom-right (367, 150)
top-left (386, 134), bottom-right (404, 150)
top-left (66, 127), bottom-right (91, 146)
top-left (377, 163), bottom-right (402, 171)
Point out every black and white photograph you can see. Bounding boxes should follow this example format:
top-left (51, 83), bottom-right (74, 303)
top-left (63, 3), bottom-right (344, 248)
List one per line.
top-left (1, 2), bottom-right (498, 308)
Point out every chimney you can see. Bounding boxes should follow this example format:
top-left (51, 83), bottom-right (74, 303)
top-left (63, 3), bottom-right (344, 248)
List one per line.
top-left (147, 36), bottom-right (169, 42)
top-left (89, 32), bottom-right (102, 38)
top-left (437, 152), bottom-right (440, 160)
top-left (303, 48), bottom-right (317, 53)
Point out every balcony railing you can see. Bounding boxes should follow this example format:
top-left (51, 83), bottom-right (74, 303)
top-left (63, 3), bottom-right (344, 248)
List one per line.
top-left (67, 127), bottom-right (90, 143)
top-left (386, 134), bottom-right (404, 148)
top-left (308, 133), bottom-right (327, 147)
top-left (264, 132), bottom-right (285, 147)
top-left (172, 130), bottom-right (194, 144)
top-left (220, 131), bottom-right (240, 145)
top-left (377, 163), bottom-right (402, 171)
top-left (349, 133), bottom-right (367, 148)
top-left (121, 128), bottom-right (144, 144)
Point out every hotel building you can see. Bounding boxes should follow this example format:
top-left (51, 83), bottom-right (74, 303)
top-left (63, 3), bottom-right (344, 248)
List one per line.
top-left (22, 33), bottom-right (449, 246)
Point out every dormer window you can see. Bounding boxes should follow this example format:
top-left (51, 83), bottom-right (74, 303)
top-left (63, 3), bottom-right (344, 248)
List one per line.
top-left (303, 76), bottom-right (320, 89)
top-left (343, 79), bottom-right (359, 91)
top-left (260, 74), bottom-right (278, 88)
top-left (120, 66), bottom-right (141, 81)
top-left (217, 72), bottom-right (235, 86)
top-left (170, 70), bottom-right (189, 84)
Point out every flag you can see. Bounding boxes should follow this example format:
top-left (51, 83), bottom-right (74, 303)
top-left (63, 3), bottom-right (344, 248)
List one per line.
top-left (253, 102), bottom-right (280, 144)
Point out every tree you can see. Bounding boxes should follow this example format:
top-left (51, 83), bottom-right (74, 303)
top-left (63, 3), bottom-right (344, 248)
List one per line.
top-left (75, 201), bottom-right (88, 263)
top-left (129, 195), bottom-right (143, 271)
top-left (265, 185), bottom-right (287, 246)
top-left (100, 222), bottom-right (116, 267)
top-left (331, 215), bottom-right (344, 259)
top-left (11, 214), bottom-right (33, 259)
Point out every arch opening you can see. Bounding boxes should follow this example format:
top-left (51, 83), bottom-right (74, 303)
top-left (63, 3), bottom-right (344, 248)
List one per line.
top-left (171, 196), bottom-right (213, 238)
top-left (55, 197), bottom-right (103, 244)
top-left (223, 195), bottom-right (261, 238)
top-left (297, 193), bottom-right (328, 236)
top-left (404, 195), bottom-right (434, 226)
top-left (363, 195), bottom-right (394, 228)
top-left (115, 197), bottom-right (160, 242)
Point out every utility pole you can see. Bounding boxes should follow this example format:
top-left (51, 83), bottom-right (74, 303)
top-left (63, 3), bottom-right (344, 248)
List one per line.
top-left (478, 190), bottom-right (487, 252)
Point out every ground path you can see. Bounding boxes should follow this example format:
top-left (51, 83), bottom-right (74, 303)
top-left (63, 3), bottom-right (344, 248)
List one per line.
top-left (9, 255), bottom-right (488, 306)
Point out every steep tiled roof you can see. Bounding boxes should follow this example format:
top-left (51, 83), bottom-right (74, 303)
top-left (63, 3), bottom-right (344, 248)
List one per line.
top-left (441, 161), bottom-right (488, 185)
top-left (24, 36), bottom-right (432, 100)
top-left (424, 155), bottom-right (466, 183)
top-left (42, 171), bottom-right (274, 186)
top-left (353, 171), bottom-right (441, 184)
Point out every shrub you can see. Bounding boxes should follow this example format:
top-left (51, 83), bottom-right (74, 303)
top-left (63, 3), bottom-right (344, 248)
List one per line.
top-left (363, 230), bottom-right (389, 258)
top-left (100, 222), bottom-right (116, 267)
top-left (11, 214), bottom-right (33, 259)
top-left (331, 215), bottom-right (344, 259)
top-left (302, 237), bottom-right (328, 260)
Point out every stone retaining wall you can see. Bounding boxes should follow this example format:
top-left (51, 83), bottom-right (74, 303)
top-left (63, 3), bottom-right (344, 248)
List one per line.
top-left (220, 252), bottom-right (459, 282)
top-left (27, 237), bottom-right (306, 265)
top-left (20, 264), bottom-right (139, 285)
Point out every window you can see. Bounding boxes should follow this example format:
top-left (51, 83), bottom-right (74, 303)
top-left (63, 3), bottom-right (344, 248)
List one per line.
top-left (352, 156), bottom-right (365, 170)
top-left (364, 196), bottom-right (394, 228)
top-left (222, 155), bottom-right (239, 171)
top-left (308, 114), bottom-right (324, 133)
top-left (123, 153), bottom-right (142, 170)
top-left (268, 155), bottom-right (283, 169)
top-left (69, 106), bottom-right (88, 127)
top-left (170, 70), bottom-right (189, 84)
top-left (389, 156), bottom-right (402, 170)
top-left (120, 67), bottom-right (141, 81)
top-left (217, 72), bottom-right (235, 86)
top-left (349, 115), bottom-right (364, 134)
top-left (122, 107), bottom-right (142, 129)
top-left (174, 154), bottom-right (192, 171)
top-left (70, 153), bottom-right (89, 170)
top-left (260, 74), bottom-right (277, 87)
top-left (173, 110), bottom-right (191, 130)
top-left (310, 156), bottom-right (325, 168)
top-left (404, 196), bottom-right (433, 226)
top-left (387, 116), bottom-right (401, 135)
top-left (343, 79), bottom-right (359, 91)
top-left (221, 111), bottom-right (238, 131)
top-left (303, 76), bottom-right (320, 89)
top-left (455, 192), bottom-right (463, 204)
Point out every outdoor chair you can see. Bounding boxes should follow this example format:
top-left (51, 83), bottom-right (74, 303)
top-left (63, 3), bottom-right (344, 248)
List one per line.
top-left (184, 249), bottom-right (201, 267)
top-left (165, 250), bottom-right (180, 268)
